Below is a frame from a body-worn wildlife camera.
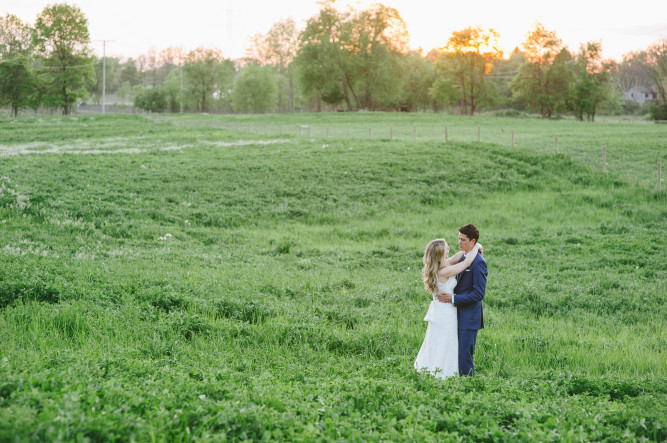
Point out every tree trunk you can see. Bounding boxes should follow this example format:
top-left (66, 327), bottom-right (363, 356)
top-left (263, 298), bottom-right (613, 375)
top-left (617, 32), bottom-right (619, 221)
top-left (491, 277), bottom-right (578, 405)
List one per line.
top-left (341, 78), bottom-right (353, 111)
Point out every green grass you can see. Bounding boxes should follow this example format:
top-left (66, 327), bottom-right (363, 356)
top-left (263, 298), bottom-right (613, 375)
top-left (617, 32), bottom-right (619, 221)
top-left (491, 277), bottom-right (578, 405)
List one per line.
top-left (0, 113), bottom-right (665, 441)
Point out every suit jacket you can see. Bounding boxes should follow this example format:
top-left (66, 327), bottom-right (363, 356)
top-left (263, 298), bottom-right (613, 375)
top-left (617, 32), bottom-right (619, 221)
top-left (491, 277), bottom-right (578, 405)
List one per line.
top-left (453, 253), bottom-right (487, 330)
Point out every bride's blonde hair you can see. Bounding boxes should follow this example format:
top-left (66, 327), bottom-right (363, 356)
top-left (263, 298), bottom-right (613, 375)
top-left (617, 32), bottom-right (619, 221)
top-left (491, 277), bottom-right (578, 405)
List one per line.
top-left (422, 239), bottom-right (448, 293)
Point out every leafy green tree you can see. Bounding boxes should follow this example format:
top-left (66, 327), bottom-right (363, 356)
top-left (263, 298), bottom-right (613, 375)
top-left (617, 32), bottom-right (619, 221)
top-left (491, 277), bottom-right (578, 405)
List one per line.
top-left (0, 14), bottom-right (36, 116)
top-left (183, 47), bottom-right (234, 112)
top-left (511, 23), bottom-right (573, 118)
top-left (33, 3), bottom-right (93, 114)
top-left (163, 67), bottom-right (182, 113)
top-left (398, 51), bottom-right (437, 112)
top-left (431, 26), bottom-right (502, 115)
top-left (489, 47), bottom-right (525, 109)
top-left (641, 39), bottom-right (667, 118)
top-left (295, 1), bottom-right (409, 111)
top-left (569, 42), bottom-right (616, 121)
top-left (232, 63), bottom-right (277, 113)
top-left (134, 87), bottom-right (167, 112)
top-left (246, 19), bottom-right (299, 112)
top-left (119, 58), bottom-right (140, 86)
top-left (346, 4), bottom-right (410, 110)
top-left (295, 1), bottom-right (349, 111)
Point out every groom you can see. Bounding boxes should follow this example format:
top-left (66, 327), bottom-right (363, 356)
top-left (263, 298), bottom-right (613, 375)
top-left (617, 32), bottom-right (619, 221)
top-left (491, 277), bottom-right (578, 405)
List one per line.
top-left (436, 224), bottom-right (487, 376)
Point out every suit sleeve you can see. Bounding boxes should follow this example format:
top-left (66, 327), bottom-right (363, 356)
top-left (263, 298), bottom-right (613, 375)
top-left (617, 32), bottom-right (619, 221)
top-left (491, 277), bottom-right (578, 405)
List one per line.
top-left (453, 259), bottom-right (487, 307)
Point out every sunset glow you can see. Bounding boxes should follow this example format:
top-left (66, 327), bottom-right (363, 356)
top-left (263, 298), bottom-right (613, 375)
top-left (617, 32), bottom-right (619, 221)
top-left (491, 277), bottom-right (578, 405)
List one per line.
top-left (6, 0), bottom-right (667, 61)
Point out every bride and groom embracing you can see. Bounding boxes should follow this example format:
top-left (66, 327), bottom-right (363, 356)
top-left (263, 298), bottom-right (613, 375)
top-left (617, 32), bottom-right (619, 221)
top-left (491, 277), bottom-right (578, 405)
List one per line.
top-left (414, 224), bottom-right (487, 378)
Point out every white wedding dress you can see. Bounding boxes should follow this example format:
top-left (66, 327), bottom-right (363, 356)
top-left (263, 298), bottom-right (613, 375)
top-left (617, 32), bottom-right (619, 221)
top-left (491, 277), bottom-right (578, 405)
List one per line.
top-left (414, 276), bottom-right (458, 378)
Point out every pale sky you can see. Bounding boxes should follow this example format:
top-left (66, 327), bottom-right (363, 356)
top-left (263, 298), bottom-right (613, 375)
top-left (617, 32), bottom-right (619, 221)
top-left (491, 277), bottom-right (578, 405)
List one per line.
top-left (6, 0), bottom-right (667, 61)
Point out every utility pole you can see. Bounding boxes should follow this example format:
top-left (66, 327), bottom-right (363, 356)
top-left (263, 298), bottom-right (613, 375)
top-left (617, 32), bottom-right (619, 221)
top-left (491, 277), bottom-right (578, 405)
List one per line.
top-left (95, 40), bottom-right (115, 114)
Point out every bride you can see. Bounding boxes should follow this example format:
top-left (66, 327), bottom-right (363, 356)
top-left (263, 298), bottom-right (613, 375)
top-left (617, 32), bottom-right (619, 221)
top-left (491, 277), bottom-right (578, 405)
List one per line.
top-left (414, 238), bottom-right (482, 378)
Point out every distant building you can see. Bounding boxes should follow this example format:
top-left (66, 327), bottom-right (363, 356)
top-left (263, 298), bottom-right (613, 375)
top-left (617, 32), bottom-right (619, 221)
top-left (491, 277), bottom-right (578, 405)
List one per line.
top-left (625, 86), bottom-right (658, 103)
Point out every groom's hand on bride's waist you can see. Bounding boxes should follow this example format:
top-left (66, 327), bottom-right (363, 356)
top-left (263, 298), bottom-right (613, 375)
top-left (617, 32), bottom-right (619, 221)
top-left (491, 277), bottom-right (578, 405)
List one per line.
top-left (436, 293), bottom-right (453, 303)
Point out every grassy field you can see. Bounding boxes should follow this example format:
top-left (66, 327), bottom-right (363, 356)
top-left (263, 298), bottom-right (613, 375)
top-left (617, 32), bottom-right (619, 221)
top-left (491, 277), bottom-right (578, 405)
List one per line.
top-left (0, 113), bottom-right (665, 441)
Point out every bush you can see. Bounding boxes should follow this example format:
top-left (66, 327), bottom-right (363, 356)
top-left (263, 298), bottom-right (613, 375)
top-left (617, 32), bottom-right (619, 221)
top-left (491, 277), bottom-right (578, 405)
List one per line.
top-left (134, 87), bottom-right (167, 113)
top-left (648, 103), bottom-right (667, 120)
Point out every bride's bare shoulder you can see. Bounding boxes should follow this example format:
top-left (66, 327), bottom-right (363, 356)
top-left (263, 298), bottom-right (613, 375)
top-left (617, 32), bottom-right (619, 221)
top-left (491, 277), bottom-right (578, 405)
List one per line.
top-left (436, 266), bottom-right (453, 282)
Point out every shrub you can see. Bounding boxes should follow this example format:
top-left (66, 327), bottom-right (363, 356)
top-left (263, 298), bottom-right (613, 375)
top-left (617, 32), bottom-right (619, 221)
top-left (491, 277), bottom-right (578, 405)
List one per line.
top-left (134, 87), bottom-right (168, 113)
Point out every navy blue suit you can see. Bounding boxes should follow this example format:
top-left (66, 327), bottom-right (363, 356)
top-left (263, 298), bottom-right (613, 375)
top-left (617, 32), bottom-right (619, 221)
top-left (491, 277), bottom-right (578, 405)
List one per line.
top-left (453, 253), bottom-right (487, 376)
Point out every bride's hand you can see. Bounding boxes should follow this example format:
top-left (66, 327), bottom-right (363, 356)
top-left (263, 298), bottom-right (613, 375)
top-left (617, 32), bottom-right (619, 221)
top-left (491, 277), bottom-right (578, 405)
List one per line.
top-left (476, 243), bottom-right (483, 255)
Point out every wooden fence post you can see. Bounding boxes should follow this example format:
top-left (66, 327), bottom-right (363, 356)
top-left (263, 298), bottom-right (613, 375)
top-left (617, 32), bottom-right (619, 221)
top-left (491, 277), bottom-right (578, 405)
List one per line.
top-left (413, 125), bottom-right (416, 141)
top-left (390, 127), bottom-right (393, 140)
top-left (308, 126), bottom-right (311, 137)
top-left (477, 126), bottom-right (481, 142)
top-left (511, 130), bottom-right (515, 147)
top-left (555, 137), bottom-right (559, 153)
top-left (603, 146), bottom-right (607, 172)
top-left (659, 158), bottom-right (662, 191)
top-left (445, 126), bottom-right (448, 142)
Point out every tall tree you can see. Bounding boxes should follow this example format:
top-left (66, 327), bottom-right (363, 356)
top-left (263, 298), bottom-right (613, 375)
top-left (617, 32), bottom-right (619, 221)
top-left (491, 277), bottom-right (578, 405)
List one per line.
top-left (512, 23), bottom-right (572, 118)
top-left (295, 1), bottom-right (410, 111)
top-left (346, 4), bottom-right (410, 110)
top-left (33, 3), bottom-right (93, 114)
top-left (246, 19), bottom-right (299, 112)
top-left (0, 14), bottom-right (36, 116)
top-left (183, 47), bottom-right (234, 112)
top-left (569, 42), bottom-right (615, 121)
top-left (642, 39), bottom-right (667, 106)
top-left (489, 47), bottom-right (525, 109)
top-left (398, 51), bottom-right (437, 112)
top-left (232, 63), bottom-right (278, 113)
top-left (295, 1), bottom-right (349, 111)
top-left (431, 26), bottom-right (501, 115)
top-left (119, 58), bottom-right (140, 86)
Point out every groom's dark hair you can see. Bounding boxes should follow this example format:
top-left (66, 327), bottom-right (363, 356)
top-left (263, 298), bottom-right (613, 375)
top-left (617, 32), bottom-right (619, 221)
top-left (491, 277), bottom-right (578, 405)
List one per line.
top-left (459, 224), bottom-right (479, 243)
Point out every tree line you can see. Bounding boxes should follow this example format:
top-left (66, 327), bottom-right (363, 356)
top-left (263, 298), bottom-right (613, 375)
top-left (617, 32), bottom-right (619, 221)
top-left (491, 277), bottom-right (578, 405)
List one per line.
top-left (1, 1), bottom-right (666, 120)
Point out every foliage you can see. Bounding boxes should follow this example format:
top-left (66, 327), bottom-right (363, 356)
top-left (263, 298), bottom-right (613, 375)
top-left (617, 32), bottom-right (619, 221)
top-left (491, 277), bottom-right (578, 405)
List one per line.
top-left (183, 47), bottom-right (234, 112)
top-left (432, 26), bottom-right (502, 115)
top-left (569, 42), bottom-right (617, 121)
top-left (32, 3), bottom-right (93, 115)
top-left (246, 19), bottom-right (299, 112)
top-left (163, 67), bottom-right (182, 113)
top-left (0, 14), bottom-right (36, 117)
top-left (489, 48), bottom-right (526, 109)
top-left (232, 63), bottom-right (278, 113)
top-left (641, 39), bottom-right (667, 116)
top-left (85, 56), bottom-right (120, 105)
top-left (398, 52), bottom-right (437, 112)
top-left (295, 1), bottom-right (410, 111)
top-left (512, 23), bottom-right (573, 118)
top-left (134, 87), bottom-right (167, 112)
top-left (246, 18), bottom-right (298, 74)
top-left (648, 103), bottom-right (667, 120)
